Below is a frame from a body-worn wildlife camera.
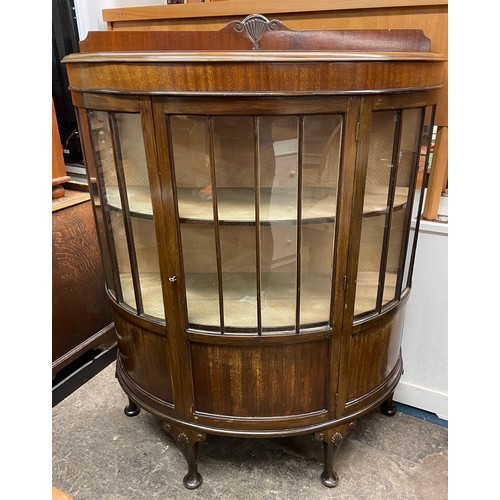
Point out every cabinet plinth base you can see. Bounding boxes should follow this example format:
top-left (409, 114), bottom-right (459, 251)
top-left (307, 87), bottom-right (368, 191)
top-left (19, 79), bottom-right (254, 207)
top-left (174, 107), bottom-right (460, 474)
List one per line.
top-left (162, 421), bottom-right (206, 490)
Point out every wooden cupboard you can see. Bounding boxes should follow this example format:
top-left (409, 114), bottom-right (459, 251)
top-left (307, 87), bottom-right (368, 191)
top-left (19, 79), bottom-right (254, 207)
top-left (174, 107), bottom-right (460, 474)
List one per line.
top-left (63, 17), bottom-right (445, 489)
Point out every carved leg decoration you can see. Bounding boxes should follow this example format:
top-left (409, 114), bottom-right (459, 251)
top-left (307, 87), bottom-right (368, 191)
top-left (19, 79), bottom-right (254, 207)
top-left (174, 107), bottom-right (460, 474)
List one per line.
top-left (124, 397), bottom-right (141, 417)
top-left (162, 422), bottom-right (206, 489)
top-left (381, 392), bottom-right (397, 416)
top-left (314, 421), bottom-right (356, 488)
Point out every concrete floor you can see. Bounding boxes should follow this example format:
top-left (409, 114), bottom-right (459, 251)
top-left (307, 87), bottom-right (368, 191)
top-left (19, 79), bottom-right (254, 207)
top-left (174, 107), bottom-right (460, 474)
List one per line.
top-left (52, 362), bottom-right (447, 499)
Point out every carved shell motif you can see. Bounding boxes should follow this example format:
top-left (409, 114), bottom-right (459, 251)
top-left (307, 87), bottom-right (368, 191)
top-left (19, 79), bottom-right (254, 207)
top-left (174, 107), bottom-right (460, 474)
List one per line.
top-left (234, 14), bottom-right (278, 50)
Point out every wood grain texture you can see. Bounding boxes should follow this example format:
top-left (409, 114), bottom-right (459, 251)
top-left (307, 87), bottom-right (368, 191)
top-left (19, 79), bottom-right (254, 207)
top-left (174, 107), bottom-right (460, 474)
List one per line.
top-left (52, 194), bottom-right (114, 371)
top-left (65, 59), bottom-right (444, 96)
top-left (80, 23), bottom-right (431, 53)
top-left (114, 308), bottom-right (174, 405)
top-left (190, 339), bottom-right (330, 417)
top-left (346, 303), bottom-right (406, 407)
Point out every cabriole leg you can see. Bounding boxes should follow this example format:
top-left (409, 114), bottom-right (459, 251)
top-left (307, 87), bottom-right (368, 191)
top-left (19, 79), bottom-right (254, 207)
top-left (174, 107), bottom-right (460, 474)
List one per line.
top-left (381, 392), bottom-right (397, 416)
top-left (314, 421), bottom-right (356, 488)
top-left (162, 422), bottom-right (206, 489)
top-left (124, 397), bottom-right (140, 417)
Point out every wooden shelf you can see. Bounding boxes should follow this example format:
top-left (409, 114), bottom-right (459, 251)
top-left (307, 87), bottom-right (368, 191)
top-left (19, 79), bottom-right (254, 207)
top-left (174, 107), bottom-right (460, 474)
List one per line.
top-left (119, 270), bottom-right (398, 329)
top-left (107, 185), bottom-right (408, 223)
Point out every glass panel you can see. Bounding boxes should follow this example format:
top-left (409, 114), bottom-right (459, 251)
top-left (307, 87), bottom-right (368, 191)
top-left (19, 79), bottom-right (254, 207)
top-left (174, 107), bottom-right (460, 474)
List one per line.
top-left (382, 108), bottom-right (422, 305)
top-left (213, 116), bottom-right (256, 223)
top-left (131, 217), bottom-right (163, 318)
top-left (354, 215), bottom-right (386, 316)
top-left (170, 116), bottom-right (220, 328)
top-left (170, 113), bottom-right (342, 332)
top-left (170, 115), bottom-right (212, 221)
top-left (179, 224), bottom-right (220, 328)
top-left (110, 209), bottom-right (136, 310)
top-left (382, 208), bottom-right (405, 304)
top-left (213, 117), bottom-right (258, 330)
top-left (88, 110), bottom-right (163, 318)
top-left (219, 226), bottom-right (258, 329)
top-left (300, 114), bottom-right (342, 327)
top-left (402, 106), bottom-right (435, 291)
top-left (259, 116), bottom-right (298, 330)
top-left (88, 110), bottom-right (131, 305)
top-left (354, 111), bottom-right (397, 317)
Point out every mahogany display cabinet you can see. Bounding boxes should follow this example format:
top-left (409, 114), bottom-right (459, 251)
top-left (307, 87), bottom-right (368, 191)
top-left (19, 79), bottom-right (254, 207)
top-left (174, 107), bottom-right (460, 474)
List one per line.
top-left (63, 16), bottom-right (445, 489)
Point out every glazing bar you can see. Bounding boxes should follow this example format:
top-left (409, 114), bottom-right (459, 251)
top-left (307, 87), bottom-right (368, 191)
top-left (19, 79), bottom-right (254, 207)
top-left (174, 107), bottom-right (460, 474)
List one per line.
top-left (208, 116), bottom-right (225, 334)
top-left (253, 116), bottom-right (263, 335)
top-left (295, 116), bottom-right (304, 334)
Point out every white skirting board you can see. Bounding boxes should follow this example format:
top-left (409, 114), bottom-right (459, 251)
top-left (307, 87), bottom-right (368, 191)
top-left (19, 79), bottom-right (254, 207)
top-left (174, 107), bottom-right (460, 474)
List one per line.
top-left (394, 380), bottom-right (448, 421)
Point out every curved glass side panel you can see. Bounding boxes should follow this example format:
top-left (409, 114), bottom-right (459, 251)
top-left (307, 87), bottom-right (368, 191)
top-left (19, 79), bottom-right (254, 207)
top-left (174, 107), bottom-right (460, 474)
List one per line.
top-left (382, 107), bottom-right (423, 306)
top-left (88, 110), bottom-right (163, 319)
top-left (401, 106), bottom-right (436, 292)
top-left (354, 111), bottom-right (397, 317)
top-left (259, 115), bottom-right (299, 331)
top-left (354, 105), bottom-right (434, 319)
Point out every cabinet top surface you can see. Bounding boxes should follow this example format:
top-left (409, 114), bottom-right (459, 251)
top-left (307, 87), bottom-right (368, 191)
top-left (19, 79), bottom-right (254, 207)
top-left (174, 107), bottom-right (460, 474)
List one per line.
top-left (63, 50), bottom-right (445, 64)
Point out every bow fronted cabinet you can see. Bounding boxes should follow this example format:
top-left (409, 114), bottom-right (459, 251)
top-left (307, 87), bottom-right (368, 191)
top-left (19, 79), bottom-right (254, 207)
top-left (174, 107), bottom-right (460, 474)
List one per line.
top-left (63, 16), bottom-right (446, 489)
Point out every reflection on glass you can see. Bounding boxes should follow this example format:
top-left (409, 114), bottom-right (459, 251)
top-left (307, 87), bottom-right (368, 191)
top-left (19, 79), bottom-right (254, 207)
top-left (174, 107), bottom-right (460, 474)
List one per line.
top-left (213, 117), bottom-right (258, 329)
top-left (354, 215), bottom-right (386, 316)
top-left (88, 110), bottom-right (164, 318)
top-left (300, 115), bottom-right (342, 327)
top-left (382, 108), bottom-right (422, 305)
top-left (213, 116), bottom-right (255, 223)
top-left (259, 116), bottom-right (298, 329)
top-left (170, 115), bottom-right (214, 221)
top-left (354, 111), bottom-right (397, 316)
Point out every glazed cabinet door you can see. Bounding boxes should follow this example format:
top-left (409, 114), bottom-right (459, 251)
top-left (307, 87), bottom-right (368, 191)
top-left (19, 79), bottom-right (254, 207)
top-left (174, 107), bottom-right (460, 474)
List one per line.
top-left (152, 97), bottom-right (359, 425)
top-left (152, 97), bottom-right (359, 336)
top-left (338, 92), bottom-right (438, 415)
